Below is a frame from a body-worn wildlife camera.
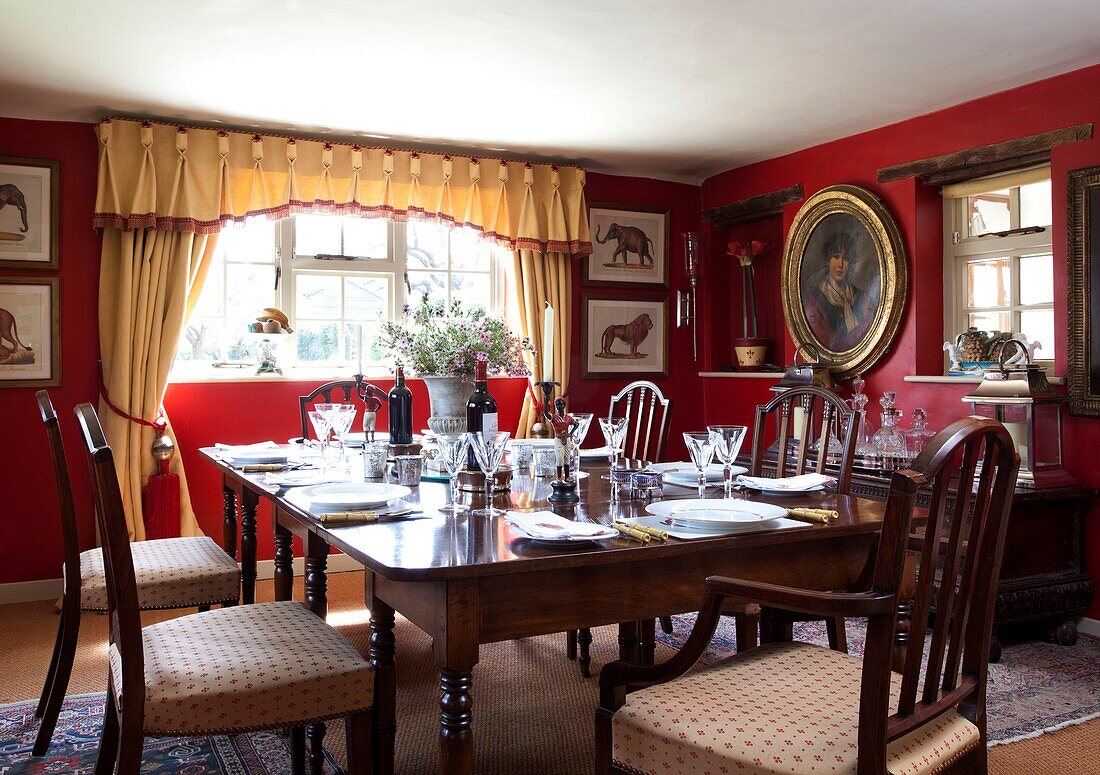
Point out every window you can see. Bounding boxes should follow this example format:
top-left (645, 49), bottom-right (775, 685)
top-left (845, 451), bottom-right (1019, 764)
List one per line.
top-left (174, 215), bottom-right (507, 378)
top-left (943, 167), bottom-right (1054, 366)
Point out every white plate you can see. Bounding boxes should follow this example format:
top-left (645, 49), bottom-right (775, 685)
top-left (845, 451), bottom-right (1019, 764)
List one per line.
top-left (744, 485), bottom-right (826, 497)
top-left (297, 482), bottom-right (412, 510)
top-left (226, 450), bottom-right (288, 464)
top-left (647, 462), bottom-right (746, 484)
top-left (579, 445), bottom-right (622, 459)
top-left (645, 499), bottom-right (788, 523)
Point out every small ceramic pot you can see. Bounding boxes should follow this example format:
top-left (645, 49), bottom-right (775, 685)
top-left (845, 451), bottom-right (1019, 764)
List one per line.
top-left (733, 337), bottom-right (768, 371)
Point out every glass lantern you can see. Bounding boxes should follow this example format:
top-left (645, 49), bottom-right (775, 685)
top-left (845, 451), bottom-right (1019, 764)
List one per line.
top-left (962, 362), bottom-right (1075, 488)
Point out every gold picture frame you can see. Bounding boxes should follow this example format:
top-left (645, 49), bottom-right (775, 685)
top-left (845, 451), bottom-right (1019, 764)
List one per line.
top-left (0, 275), bottom-right (60, 388)
top-left (1067, 165), bottom-right (1100, 416)
top-left (781, 185), bottom-right (908, 379)
top-left (581, 293), bottom-right (669, 378)
top-left (0, 156), bottom-right (60, 270)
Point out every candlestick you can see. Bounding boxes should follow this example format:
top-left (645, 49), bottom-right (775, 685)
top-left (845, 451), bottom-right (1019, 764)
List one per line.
top-left (542, 302), bottom-right (554, 381)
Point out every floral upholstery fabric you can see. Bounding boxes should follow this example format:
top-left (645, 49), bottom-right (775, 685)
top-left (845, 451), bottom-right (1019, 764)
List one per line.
top-left (78, 536), bottom-right (240, 611)
top-left (109, 601), bottom-right (374, 735)
top-left (612, 641), bottom-right (980, 775)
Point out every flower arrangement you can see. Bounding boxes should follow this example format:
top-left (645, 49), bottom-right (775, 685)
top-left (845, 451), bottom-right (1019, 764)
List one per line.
top-left (377, 295), bottom-right (532, 379)
top-left (727, 239), bottom-right (768, 267)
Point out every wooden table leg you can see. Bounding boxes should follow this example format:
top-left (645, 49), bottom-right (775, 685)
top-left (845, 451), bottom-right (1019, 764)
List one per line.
top-left (577, 628), bottom-right (593, 677)
top-left (437, 579), bottom-right (479, 775)
top-left (240, 489), bottom-right (259, 605)
top-left (617, 620), bottom-right (640, 664)
top-left (221, 483), bottom-right (238, 560)
top-left (638, 618), bottom-right (656, 666)
top-left (367, 574), bottom-right (396, 775)
top-left (307, 722), bottom-right (326, 775)
top-left (305, 532), bottom-right (329, 619)
top-left (274, 518), bottom-right (294, 602)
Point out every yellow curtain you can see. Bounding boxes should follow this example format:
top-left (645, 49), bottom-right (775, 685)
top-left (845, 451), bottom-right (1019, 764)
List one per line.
top-left (98, 228), bottom-right (217, 539)
top-left (93, 118), bottom-right (592, 255)
top-left (512, 250), bottom-right (571, 438)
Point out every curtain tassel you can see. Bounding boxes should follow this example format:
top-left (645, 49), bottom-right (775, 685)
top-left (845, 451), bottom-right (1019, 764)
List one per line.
top-left (143, 417), bottom-right (180, 540)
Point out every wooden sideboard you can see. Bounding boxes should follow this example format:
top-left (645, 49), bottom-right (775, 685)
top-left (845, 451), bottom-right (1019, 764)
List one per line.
top-left (846, 472), bottom-right (1095, 661)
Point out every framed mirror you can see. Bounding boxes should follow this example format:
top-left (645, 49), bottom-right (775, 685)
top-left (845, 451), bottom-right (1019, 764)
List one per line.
top-left (1067, 166), bottom-right (1100, 416)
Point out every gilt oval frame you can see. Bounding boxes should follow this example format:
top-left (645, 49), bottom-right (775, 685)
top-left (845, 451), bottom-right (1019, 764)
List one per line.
top-left (781, 185), bottom-right (908, 380)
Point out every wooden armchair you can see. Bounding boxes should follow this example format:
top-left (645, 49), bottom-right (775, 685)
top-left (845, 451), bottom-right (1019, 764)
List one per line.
top-left (298, 379), bottom-right (386, 440)
top-left (596, 416), bottom-right (1018, 775)
top-left (75, 402), bottom-right (377, 775)
top-left (32, 391), bottom-right (241, 757)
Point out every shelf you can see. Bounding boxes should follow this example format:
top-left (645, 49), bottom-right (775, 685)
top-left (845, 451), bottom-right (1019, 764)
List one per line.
top-left (903, 375), bottom-right (1066, 385)
top-left (699, 371), bottom-right (784, 379)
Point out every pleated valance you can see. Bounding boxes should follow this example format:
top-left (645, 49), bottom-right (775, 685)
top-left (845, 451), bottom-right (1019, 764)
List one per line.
top-left (93, 118), bottom-right (593, 255)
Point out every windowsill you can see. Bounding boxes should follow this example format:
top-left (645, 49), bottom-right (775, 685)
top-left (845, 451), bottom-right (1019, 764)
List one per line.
top-left (903, 374), bottom-right (1066, 385)
top-left (169, 366), bottom-right (395, 385)
top-left (698, 371), bottom-right (784, 379)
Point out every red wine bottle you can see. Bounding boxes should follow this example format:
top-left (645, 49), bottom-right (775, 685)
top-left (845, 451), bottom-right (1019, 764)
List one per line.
top-left (466, 360), bottom-right (498, 470)
top-left (388, 366), bottom-right (413, 445)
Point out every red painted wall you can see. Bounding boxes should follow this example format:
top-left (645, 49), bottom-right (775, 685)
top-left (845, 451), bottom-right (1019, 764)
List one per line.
top-left (700, 64), bottom-right (1100, 617)
top-left (0, 118), bottom-right (101, 585)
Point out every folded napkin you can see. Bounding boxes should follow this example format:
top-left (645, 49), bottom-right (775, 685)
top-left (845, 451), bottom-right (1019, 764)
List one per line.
top-left (736, 473), bottom-right (834, 491)
top-left (505, 511), bottom-right (612, 539)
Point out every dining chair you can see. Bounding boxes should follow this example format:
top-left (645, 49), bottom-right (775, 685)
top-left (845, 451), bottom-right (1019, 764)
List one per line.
top-left (597, 416), bottom-right (1019, 775)
top-left (567, 380), bottom-right (674, 677)
top-left (298, 379), bottom-right (387, 440)
top-left (740, 384), bottom-right (861, 651)
top-left (73, 402), bottom-right (377, 775)
top-left (32, 391), bottom-right (242, 757)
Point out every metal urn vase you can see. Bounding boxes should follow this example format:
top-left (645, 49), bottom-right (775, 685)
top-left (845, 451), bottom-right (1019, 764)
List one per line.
top-left (421, 375), bottom-right (472, 436)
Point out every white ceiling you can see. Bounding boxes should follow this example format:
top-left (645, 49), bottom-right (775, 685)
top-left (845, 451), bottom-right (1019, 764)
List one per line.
top-left (3, 1), bottom-right (1100, 184)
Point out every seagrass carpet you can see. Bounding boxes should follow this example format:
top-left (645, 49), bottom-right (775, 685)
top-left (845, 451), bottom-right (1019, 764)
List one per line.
top-left (1, 570), bottom-right (1096, 774)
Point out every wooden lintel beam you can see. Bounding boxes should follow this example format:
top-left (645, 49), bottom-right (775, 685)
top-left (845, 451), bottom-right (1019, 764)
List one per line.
top-left (876, 123), bottom-right (1092, 184)
top-left (702, 184), bottom-right (803, 227)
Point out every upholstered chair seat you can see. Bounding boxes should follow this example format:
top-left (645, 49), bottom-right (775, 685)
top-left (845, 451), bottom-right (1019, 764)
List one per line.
top-left (78, 536), bottom-right (240, 611)
top-left (108, 600), bottom-right (374, 736)
top-left (611, 641), bottom-right (980, 775)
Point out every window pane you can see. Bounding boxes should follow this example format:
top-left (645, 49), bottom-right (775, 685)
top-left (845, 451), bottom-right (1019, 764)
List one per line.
top-left (192, 264), bottom-right (224, 317)
top-left (1019, 180), bottom-right (1052, 228)
top-left (1019, 309), bottom-right (1056, 360)
top-left (226, 325), bottom-right (257, 361)
top-left (295, 321), bottom-right (339, 362)
top-left (967, 190), bottom-right (1010, 236)
top-left (345, 321), bottom-right (386, 364)
top-left (966, 258), bottom-right (1011, 307)
top-left (177, 317), bottom-right (222, 362)
top-left (296, 274), bottom-right (341, 319)
top-left (451, 228), bottom-right (491, 271)
top-left (226, 264), bottom-right (277, 314)
top-left (451, 273), bottom-right (490, 310)
top-left (406, 271), bottom-right (447, 306)
top-left (406, 221), bottom-right (449, 269)
top-left (295, 214), bottom-right (341, 256)
top-left (345, 276), bottom-right (389, 321)
top-left (968, 311), bottom-right (1011, 333)
top-left (344, 217), bottom-right (388, 259)
top-left (221, 220), bottom-right (276, 263)
top-left (1019, 254), bottom-right (1054, 305)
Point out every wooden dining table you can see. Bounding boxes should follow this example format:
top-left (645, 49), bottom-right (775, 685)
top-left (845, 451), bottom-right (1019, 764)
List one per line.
top-left (202, 448), bottom-right (889, 775)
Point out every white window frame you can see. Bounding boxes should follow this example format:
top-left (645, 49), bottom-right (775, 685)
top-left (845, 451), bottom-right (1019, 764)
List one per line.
top-left (942, 173), bottom-right (1054, 371)
top-left (171, 215), bottom-right (508, 382)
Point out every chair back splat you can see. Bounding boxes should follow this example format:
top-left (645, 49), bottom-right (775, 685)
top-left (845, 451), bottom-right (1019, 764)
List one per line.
top-left (608, 380), bottom-right (672, 464)
top-left (299, 379), bottom-right (386, 440)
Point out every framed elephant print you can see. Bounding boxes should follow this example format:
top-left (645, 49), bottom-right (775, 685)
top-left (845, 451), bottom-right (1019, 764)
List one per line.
top-left (581, 292), bottom-right (668, 378)
top-left (0, 276), bottom-right (60, 388)
top-left (0, 157), bottom-right (60, 270)
top-left (584, 203), bottom-right (669, 287)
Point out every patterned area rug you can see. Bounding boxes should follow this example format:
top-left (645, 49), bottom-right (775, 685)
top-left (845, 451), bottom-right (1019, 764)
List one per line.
top-left (659, 615), bottom-right (1100, 746)
top-left (0, 692), bottom-right (344, 774)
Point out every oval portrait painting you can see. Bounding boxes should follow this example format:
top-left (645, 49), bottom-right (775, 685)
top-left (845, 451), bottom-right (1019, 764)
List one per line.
top-left (782, 185), bottom-right (907, 379)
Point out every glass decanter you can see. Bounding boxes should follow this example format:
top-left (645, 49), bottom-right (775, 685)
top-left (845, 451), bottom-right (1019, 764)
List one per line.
top-left (871, 392), bottom-right (908, 470)
top-left (848, 374), bottom-right (876, 459)
top-left (904, 408), bottom-right (936, 460)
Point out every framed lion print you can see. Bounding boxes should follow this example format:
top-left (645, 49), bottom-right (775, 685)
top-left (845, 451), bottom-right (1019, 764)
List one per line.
top-left (0, 276), bottom-right (60, 387)
top-left (0, 157), bottom-right (60, 270)
top-left (581, 293), bottom-right (668, 378)
top-left (583, 203), bottom-right (669, 287)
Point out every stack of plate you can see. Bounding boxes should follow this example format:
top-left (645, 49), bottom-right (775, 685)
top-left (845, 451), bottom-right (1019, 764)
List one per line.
top-left (645, 462), bottom-right (747, 488)
top-left (286, 482), bottom-right (412, 514)
top-left (644, 499), bottom-right (788, 533)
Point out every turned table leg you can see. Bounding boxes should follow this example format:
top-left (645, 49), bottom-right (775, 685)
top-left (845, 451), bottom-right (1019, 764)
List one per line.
top-left (304, 532), bottom-right (329, 619)
top-left (240, 490), bottom-right (258, 605)
top-left (274, 519), bottom-right (294, 602)
top-left (368, 586), bottom-right (396, 775)
top-left (221, 484), bottom-right (238, 560)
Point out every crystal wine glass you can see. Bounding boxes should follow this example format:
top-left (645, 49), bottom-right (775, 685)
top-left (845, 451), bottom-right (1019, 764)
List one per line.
top-left (598, 416), bottom-right (628, 469)
top-left (328, 404), bottom-right (357, 464)
top-left (307, 410), bottom-right (331, 471)
top-left (435, 434), bottom-right (471, 515)
top-left (570, 412), bottom-right (594, 472)
top-left (683, 431), bottom-right (716, 498)
top-left (707, 425), bottom-right (748, 498)
top-left (467, 431), bottom-right (511, 516)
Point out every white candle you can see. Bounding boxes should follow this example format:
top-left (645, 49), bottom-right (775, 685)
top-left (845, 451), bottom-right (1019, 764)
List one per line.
top-left (542, 302), bottom-right (555, 380)
top-left (792, 407), bottom-right (807, 439)
top-left (357, 324), bottom-right (364, 374)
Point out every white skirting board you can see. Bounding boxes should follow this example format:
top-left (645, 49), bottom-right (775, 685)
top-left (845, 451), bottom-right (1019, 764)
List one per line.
top-left (0, 554), bottom-right (364, 605)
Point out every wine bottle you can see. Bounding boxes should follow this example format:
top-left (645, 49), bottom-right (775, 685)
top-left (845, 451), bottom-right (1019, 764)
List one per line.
top-left (388, 366), bottom-right (413, 445)
top-left (466, 360), bottom-right (498, 470)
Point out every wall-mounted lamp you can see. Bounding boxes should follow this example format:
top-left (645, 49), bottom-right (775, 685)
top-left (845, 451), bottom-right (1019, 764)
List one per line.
top-left (676, 232), bottom-right (702, 360)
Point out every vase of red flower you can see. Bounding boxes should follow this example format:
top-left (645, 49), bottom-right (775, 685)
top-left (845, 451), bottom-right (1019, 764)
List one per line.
top-left (728, 239), bottom-right (769, 371)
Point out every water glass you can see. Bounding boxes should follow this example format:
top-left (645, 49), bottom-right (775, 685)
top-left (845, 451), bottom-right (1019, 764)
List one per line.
top-left (363, 441), bottom-right (388, 479)
top-left (435, 434), bottom-right (470, 515)
top-left (683, 432), bottom-right (716, 498)
top-left (707, 425), bottom-right (748, 498)
top-left (467, 431), bottom-right (510, 516)
top-left (598, 417), bottom-right (628, 468)
top-left (532, 446), bottom-right (557, 478)
top-left (511, 441), bottom-right (534, 472)
top-left (394, 455), bottom-right (423, 486)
